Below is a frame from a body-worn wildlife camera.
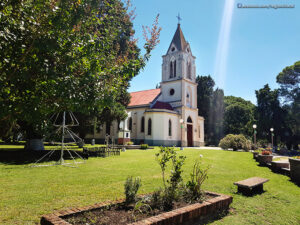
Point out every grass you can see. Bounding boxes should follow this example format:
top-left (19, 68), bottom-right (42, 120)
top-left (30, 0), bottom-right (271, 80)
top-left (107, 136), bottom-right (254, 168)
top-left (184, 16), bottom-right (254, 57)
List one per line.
top-left (0, 147), bottom-right (300, 224)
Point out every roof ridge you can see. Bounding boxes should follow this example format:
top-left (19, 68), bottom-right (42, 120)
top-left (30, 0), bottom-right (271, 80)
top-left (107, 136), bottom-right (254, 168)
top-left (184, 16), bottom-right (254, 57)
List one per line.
top-left (130, 88), bottom-right (160, 94)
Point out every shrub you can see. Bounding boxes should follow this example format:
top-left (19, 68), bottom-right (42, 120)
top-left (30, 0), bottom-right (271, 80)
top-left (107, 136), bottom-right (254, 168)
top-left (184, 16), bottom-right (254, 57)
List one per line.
top-left (125, 141), bottom-right (134, 145)
top-left (124, 176), bottom-right (141, 205)
top-left (140, 144), bottom-right (148, 150)
top-left (219, 134), bottom-right (251, 151)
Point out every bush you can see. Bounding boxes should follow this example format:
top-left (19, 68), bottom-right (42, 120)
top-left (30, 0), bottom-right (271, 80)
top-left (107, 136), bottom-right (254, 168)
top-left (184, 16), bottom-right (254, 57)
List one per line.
top-left (219, 134), bottom-right (251, 151)
top-left (140, 144), bottom-right (148, 150)
top-left (124, 176), bottom-right (141, 205)
top-left (125, 141), bottom-right (134, 145)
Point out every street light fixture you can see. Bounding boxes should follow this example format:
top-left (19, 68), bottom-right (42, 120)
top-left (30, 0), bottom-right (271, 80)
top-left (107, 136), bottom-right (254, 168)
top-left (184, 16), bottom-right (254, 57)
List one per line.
top-left (180, 119), bottom-right (184, 150)
top-left (253, 124), bottom-right (257, 150)
top-left (270, 128), bottom-right (274, 149)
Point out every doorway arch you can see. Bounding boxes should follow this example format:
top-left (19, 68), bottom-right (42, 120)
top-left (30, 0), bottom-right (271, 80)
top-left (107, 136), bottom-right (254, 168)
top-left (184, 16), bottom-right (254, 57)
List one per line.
top-left (187, 116), bottom-right (193, 147)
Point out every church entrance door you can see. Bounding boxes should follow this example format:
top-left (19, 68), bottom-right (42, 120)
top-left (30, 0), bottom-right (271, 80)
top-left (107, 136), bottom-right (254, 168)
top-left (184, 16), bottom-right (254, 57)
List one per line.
top-left (187, 124), bottom-right (193, 147)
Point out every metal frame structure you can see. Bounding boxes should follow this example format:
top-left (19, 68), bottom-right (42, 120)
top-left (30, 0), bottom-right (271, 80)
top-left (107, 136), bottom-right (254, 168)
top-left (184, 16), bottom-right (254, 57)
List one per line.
top-left (32, 111), bottom-right (85, 168)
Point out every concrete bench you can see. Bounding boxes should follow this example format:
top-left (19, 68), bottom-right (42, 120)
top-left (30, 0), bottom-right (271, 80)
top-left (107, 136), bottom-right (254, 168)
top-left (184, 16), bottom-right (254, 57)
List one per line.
top-left (234, 177), bottom-right (269, 195)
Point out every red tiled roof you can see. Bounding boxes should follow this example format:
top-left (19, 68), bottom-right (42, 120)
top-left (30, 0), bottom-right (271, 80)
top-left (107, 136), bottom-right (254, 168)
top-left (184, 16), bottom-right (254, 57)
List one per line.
top-left (151, 101), bottom-right (173, 111)
top-left (128, 89), bottom-right (161, 107)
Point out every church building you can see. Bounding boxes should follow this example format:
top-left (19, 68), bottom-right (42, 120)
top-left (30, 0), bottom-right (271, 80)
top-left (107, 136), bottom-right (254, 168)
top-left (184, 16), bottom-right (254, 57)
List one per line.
top-left (89, 23), bottom-right (205, 147)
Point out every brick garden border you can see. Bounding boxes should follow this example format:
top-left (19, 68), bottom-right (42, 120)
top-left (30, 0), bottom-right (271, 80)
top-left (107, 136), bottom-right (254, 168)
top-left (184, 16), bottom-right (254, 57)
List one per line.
top-left (40, 191), bottom-right (232, 225)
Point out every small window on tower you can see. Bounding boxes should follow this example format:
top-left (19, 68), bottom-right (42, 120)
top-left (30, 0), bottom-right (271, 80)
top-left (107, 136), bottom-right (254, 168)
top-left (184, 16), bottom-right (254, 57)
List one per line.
top-left (187, 48), bottom-right (190, 52)
top-left (170, 89), bottom-right (175, 96)
top-left (171, 47), bottom-right (175, 52)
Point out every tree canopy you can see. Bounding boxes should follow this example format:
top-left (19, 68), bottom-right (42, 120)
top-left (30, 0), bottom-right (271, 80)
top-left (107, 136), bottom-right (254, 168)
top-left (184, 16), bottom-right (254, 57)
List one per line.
top-left (224, 96), bottom-right (255, 137)
top-left (0, 0), bottom-right (161, 139)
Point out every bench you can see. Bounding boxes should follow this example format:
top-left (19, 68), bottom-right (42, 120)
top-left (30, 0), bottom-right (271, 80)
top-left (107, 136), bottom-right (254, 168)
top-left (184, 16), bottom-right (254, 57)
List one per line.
top-left (234, 177), bottom-right (269, 195)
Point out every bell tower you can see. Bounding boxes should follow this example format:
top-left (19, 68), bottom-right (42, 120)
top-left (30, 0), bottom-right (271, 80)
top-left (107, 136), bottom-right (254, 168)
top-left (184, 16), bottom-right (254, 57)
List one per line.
top-left (160, 23), bottom-right (197, 110)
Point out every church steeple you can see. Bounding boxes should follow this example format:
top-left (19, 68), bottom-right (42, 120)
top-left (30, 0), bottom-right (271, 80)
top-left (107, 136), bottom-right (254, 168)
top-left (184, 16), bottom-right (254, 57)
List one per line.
top-left (167, 24), bottom-right (188, 53)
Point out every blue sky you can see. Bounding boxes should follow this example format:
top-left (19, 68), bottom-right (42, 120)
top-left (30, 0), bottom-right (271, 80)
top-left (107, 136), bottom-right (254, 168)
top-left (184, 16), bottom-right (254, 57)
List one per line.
top-left (128, 0), bottom-right (300, 103)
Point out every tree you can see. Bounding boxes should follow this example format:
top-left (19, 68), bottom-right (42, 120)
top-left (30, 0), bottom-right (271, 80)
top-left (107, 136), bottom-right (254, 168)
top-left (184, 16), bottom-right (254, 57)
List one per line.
top-left (0, 0), bottom-right (161, 142)
top-left (224, 96), bottom-right (255, 137)
top-left (196, 76), bottom-right (224, 145)
top-left (196, 75), bottom-right (215, 120)
top-left (276, 61), bottom-right (300, 149)
top-left (255, 84), bottom-right (285, 145)
top-left (208, 88), bottom-right (224, 145)
top-left (276, 61), bottom-right (300, 103)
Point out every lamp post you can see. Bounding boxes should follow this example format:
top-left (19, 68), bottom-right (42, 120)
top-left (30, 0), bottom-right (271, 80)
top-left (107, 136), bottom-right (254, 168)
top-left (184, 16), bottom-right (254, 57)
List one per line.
top-left (253, 124), bottom-right (257, 150)
top-left (180, 119), bottom-right (184, 150)
top-left (270, 128), bottom-right (274, 150)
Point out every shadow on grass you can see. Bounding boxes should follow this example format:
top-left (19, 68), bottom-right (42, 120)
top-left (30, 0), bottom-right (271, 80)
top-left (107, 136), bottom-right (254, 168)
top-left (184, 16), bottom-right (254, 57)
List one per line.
top-left (184, 209), bottom-right (230, 225)
top-left (0, 148), bottom-right (86, 165)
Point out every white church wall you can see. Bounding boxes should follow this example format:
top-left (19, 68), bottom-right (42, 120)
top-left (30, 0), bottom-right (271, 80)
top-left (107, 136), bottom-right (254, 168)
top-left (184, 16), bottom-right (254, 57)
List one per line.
top-left (160, 81), bottom-right (181, 103)
top-left (144, 111), bottom-right (181, 146)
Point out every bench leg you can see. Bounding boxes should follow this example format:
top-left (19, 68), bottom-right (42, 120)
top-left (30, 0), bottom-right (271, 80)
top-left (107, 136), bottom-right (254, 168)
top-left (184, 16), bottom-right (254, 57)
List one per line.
top-left (238, 184), bottom-right (264, 195)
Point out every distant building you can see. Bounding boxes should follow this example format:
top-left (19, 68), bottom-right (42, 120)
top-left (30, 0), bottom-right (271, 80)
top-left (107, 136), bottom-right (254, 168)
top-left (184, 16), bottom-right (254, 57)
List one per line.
top-left (90, 23), bottom-right (204, 147)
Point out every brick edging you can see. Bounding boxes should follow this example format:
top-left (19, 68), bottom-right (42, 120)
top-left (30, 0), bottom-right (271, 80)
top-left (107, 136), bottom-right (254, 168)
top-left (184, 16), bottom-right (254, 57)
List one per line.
top-left (40, 192), bottom-right (232, 225)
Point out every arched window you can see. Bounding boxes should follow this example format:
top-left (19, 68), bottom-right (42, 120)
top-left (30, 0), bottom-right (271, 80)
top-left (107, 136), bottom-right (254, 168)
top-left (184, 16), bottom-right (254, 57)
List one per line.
top-left (148, 118), bottom-right (152, 135)
top-left (128, 117), bottom-right (132, 131)
top-left (174, 60), bottom-right (176, 77)
top-left (187, 116), bottom-right (192, 123)
top-left (187, 61), bottom-right (192, 79)
top-left (168, 119), bottom-right (172, 136)
top-left (170, 61), bottom-right (173, 78)
top-left (141, 117), bottom-right (145, 132)
top-left (169, 60), bottom-right (176, 78)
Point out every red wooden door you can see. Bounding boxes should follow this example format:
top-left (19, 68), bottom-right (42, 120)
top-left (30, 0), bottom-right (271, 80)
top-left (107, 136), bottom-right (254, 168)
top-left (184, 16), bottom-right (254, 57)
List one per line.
top-left (187, 124), bottom-right (193, 147)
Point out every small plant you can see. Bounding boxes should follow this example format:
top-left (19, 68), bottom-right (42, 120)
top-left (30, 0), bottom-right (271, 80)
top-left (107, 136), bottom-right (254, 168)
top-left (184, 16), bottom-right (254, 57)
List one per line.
top-left (261, 150), bottom-right (272, 155)
top-left (124, 176), bottom-right (141, 205)
top-left (154, 146), bottom-right (186, 210)
top-left (184, 159), bottom-right (209, 202)
top-left (126, 141), bottom-right (134, 145)
top-left (140, 144), bottom-right (148, 150)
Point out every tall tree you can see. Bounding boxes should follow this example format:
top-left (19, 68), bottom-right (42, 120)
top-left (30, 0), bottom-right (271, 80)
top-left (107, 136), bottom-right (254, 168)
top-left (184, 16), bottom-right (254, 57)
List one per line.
top-left (255, 84), bottom-right (285, 145)
top-left (0, 0), bottom-right (161, 142)
top-left (224, 96), bottom-right (255, 137)
top-left (276, 61), bottom-right (300, 149)
top-left (196, 75), bottom-right (224, 145)
top-left (208, 88), bottom-right (224, 145)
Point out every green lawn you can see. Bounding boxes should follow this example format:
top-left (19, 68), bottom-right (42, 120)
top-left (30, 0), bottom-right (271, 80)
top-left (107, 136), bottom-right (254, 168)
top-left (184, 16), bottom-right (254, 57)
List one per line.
top-left (0, 147), bottom-right (299, 224)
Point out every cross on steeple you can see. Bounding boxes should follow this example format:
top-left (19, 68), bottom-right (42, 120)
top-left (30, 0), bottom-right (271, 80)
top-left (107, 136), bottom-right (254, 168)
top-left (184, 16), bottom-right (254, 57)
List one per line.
top-left (176, 13), bottom-right (182, 25)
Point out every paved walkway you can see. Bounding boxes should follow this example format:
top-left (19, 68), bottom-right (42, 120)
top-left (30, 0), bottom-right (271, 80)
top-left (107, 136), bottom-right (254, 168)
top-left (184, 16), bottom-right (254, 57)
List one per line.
top-left (186, 146), bottom-right (222, 150)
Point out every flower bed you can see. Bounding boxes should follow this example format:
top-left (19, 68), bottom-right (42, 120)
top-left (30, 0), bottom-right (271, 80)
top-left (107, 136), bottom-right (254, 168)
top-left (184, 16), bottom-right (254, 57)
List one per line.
top-left (40, 191), bottom-right (232, 225)
top-left (257, 154), bottom-right (273, 166)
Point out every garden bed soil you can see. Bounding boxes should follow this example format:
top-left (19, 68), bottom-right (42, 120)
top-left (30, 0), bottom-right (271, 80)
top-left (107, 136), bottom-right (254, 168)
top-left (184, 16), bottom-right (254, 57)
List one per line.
top-left (41, 192), bottom-right (232, 225)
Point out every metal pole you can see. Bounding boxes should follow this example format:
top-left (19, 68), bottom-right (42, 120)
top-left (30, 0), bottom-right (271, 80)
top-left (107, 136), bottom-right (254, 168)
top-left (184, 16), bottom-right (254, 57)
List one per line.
top-left (254, 129), bottom-right (256, 150)
top-left (122, 120), bottom-right (126, 152)
top-left (60, 111), bottom-right (65, 164)
top-left (271, 132), bottom-right (274, 149)
top-left (180, 120), bottom-right (184, 150)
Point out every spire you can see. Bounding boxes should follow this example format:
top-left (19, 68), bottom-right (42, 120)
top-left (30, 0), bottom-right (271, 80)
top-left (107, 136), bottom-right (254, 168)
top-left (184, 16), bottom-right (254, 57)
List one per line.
top-left (167, 23), bottom-right (188, 53)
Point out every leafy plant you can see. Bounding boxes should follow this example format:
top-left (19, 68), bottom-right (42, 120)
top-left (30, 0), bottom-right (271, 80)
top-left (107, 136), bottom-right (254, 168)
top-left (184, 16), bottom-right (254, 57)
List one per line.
top-left (140, 144), bottom-right (148, 149)
top-left (124, 176), bottom-right (141, 205)
top-left (219, 134), bottom-right (251, 151)
top-left (126, 141), bottom-right (134, 146)
top-left (261, 150), bottom-right (272, 155)
top-left (184, 159), bottom-right (209, 202)
top-left (154, 146), bottom-right (186, 210)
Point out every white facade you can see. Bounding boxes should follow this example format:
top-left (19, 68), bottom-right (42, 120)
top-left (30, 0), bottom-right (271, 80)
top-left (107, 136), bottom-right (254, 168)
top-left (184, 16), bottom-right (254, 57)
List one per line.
top-left (90, 24), bottom-right (205, 147)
